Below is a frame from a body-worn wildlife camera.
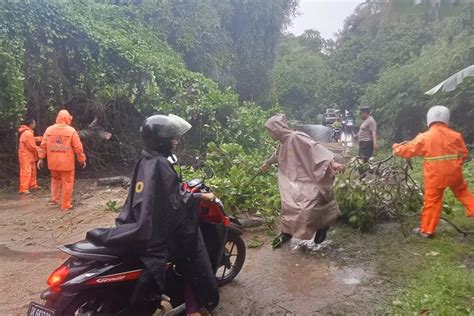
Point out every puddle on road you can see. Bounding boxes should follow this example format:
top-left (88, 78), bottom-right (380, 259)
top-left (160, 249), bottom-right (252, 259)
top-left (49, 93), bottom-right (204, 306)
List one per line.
top-left (0, 244), bottom-right (63, 261)
top-left (332, 266), bottom-right (366, 285)
top-left (279, 239), bottom-right (372, 290)
top-left (217, 237), bottom-right (375, 315)
top-left (261, 241), bottom-right (373, 297)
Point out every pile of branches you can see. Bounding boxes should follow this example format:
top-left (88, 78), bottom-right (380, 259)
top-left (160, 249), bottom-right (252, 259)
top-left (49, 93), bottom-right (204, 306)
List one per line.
top-left (335, 155), bottom-right (423, 232)
top-left (336, 155), bottom-right (474, 236)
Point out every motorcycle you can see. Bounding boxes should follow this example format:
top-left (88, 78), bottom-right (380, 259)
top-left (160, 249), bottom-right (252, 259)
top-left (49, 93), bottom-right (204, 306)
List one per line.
top-left (332, 128), bottom-right (342, 142)
top-left (27, 176), bottom-right (246, 316)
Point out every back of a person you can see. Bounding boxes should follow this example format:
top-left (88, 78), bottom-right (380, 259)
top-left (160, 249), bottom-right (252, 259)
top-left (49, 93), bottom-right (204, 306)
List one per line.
top-left (392, 105), bottom-right (473, 237)
top-left (422, 124), bottom-right (464, 187)
top-left (44, 123), bottom-right (76, 171)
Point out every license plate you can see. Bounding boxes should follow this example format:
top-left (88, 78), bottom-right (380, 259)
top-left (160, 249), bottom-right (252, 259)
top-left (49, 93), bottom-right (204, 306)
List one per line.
top-left (27, 302), bottom-right (55, 316)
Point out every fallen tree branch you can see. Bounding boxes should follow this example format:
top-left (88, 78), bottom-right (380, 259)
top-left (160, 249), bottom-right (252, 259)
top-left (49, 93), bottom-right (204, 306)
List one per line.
top-left (440, 217), bottom-right (474, 236)
top-left (97, 176), bottom-right (130, 187)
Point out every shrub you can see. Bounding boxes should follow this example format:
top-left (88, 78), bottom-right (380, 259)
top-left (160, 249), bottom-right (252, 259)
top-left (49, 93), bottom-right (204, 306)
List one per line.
top-left (183, 142), bottom-right (281, 221)
top-left (335, 157), bottom-right (423, 231)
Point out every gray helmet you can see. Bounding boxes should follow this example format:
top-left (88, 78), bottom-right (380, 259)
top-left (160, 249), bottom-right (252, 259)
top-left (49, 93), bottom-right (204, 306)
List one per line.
top-left (140, 114), bottom-right (191, 152)
top-left (427, 105), bottom-right (450, 127)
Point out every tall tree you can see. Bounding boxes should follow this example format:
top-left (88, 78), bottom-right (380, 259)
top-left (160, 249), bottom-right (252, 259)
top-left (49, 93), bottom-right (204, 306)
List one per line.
top-left (222, 0), bottom-right (297, 102)
top-left (136, 0), bottom-right (297, 103)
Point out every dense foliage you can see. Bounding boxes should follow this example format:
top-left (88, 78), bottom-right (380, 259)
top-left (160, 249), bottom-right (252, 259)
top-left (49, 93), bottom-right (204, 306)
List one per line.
top-left (272, 31), bottom-right (330, 120)
top-left (184, 142), bottom-right (280, 220)
top-left (274, 1), bottom-right (474, 142)
top-left (116, 0), bottom-right (298, 103)
top-left (363, 35), bottom-right (474, 141)
top-left (0, 0), bottom-right (281, 177)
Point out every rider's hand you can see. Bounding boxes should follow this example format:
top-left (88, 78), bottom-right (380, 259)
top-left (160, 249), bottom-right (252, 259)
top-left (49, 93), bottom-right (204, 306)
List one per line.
top-left (80, 160), bottom-right (87, 169)
top-left (331, 161), bottom-right (345, 174)
top-left (260, 163), bottom-right (269, 173)
top-left (37, 159), bottom-right (44, 169)
top-left (201, 193), bottom-right (216, 202)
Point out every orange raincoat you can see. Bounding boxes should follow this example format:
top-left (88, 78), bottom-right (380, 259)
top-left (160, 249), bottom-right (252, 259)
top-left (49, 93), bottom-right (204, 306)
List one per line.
top-left (393, 123), bottom-right (474, 234)
top-left (18, 125), bottom-right (40, 193)
top-left (38, 110), bottom-right (86, 210)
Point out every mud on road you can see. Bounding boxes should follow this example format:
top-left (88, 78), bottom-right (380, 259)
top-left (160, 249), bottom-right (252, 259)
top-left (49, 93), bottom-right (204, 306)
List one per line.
top-left (0, 180), bottom-right (123, 315)
top-left (0, 180), bottom-right (403, 315)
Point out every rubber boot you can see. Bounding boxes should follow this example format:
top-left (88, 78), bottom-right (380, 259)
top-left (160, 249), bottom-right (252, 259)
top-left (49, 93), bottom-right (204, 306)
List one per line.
top-left (314, 226), bottom-right (329, 244)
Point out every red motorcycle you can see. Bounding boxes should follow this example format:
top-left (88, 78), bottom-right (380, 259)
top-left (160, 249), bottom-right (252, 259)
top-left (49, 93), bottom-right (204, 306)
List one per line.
top-left (27, 177), bottom-right (246, 316)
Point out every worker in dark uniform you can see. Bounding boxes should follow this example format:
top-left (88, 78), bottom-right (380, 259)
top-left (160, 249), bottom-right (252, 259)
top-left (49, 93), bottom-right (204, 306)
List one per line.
top-left (87, 114), bottom-right (218, 315)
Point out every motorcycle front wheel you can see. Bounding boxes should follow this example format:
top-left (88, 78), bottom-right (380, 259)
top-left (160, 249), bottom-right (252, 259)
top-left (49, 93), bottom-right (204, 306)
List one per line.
top-left (216, 234), bottom-right (246, 286)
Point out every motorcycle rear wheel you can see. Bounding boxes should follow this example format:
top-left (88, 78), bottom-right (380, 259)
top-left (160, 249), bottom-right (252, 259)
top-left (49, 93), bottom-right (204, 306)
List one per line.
top-left (216, 234), bottom-right (246, 286)
top-left (59, 292), bottom-right (133, 316)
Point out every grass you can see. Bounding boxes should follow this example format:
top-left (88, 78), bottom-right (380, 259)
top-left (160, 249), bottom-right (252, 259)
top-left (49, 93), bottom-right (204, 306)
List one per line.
top-left (327, 216), bottom-right (473, 315)
top-left (389, 233), bottom-right (474, 315)
top-left (104, 199), bottom-right (121, 212)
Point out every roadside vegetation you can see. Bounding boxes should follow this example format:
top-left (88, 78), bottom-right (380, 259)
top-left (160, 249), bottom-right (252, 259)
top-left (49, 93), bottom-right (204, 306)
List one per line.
top-left (1, 1), bottom-right (473, 313)
top-left (391, 234), bottom-right (474, 315)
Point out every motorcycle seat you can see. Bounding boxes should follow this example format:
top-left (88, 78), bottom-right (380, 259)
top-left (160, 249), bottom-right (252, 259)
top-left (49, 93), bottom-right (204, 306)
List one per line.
top-left (60, 240), bottom-right (128, 262)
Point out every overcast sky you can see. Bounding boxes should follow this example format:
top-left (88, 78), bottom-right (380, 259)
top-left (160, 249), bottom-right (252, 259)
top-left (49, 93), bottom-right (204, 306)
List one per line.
top-left (287, 0), bottom-right (364, 39)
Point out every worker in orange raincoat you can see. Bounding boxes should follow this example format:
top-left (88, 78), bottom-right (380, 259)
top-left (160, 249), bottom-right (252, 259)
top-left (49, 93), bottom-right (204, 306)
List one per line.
top-left (38, 110), bottom-right (86, 211)
top-left (18, 117), bottom-right (41, 194)
top-left (393, 105), bottom-right (474, 237)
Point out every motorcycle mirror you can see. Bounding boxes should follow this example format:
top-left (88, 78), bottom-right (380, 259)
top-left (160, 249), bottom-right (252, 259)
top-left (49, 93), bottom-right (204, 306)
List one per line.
top-left (167, 154), bottom-right (178, 165)
top-left (168, 154), bottom-right (183, 180)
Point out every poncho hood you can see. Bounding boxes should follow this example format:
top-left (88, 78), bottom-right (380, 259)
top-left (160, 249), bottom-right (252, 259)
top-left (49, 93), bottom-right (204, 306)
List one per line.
top-left (18, 125), bottom-right (31, 134)
top-left (56, 110), bottom-right (73, 125)
top-left (265, 114), bottom-right (293, 142)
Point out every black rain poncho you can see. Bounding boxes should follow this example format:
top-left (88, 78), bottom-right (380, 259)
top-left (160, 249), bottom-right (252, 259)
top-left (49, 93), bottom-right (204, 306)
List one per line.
top-left (87, 149), bottom-right (219, 310)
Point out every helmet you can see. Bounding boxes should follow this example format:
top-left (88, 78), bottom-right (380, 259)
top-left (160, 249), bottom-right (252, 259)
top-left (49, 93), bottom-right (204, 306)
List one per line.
top-left (140, 114), bottom-right (191, 152)
top-left (427, 105), bottom-right (450, 127)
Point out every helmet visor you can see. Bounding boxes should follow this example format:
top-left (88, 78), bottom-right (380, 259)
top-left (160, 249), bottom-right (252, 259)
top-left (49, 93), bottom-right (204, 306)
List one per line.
top-left (157, 114), bottom-right (192, 138)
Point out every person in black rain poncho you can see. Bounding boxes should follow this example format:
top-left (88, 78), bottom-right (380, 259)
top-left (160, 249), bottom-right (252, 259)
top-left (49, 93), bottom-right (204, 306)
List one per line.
top-left (87, 114), bottom-right (219, 315)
